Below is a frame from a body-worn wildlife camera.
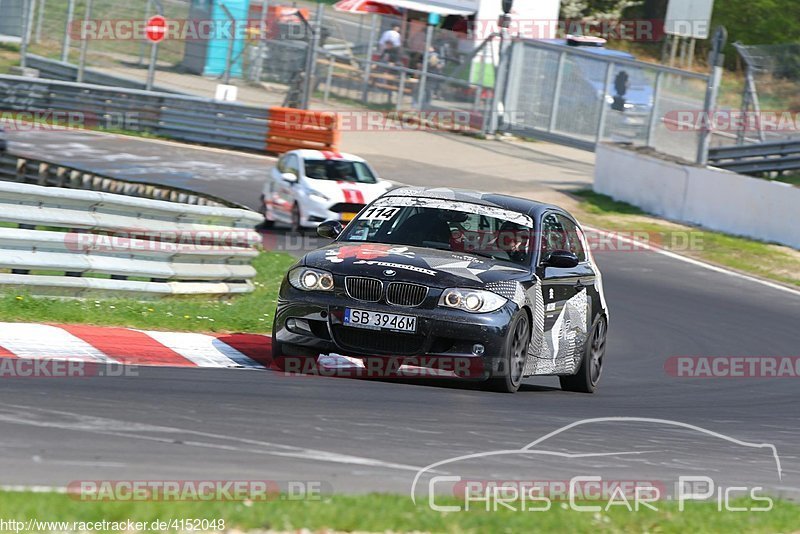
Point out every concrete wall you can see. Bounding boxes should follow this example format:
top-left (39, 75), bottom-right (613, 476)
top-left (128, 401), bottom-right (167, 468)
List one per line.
top-left (594, 143), bottom-right (800, 249)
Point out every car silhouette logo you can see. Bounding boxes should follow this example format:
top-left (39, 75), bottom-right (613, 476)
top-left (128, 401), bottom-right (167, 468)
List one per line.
top-left (383, 269), bottom-right (396, 277)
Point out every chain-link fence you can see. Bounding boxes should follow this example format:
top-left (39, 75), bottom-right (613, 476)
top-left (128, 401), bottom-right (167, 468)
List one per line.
top-left (734, 42), bottom-right (800, 144)
top-left (504, 38), bottom-right (710, 162)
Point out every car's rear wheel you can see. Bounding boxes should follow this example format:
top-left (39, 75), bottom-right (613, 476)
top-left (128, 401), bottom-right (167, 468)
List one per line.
top-left (560, 315), bottom-right (606, 393)
top-left (485, 311), bottom-right (530, 393)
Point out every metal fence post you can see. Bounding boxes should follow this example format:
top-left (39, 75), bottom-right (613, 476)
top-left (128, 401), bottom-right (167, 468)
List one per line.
top-left (137, 0), bottom-right (153, 66)
top-left (220, 3), bottom-right (235, 85)
top-left (697, 26), bottom-right (727, 165)
top-left (396, 70), bottom-right (406, 112)
top-left (253, 0), bottom-right (269, 81)
top-left (361, 14), bottom-right (379, 102)
top-left (20, 0), bottom-right (33, 70)
top-left (76, 0), bottom-right (92, 82)
top-left (323, 54), bottom-right (334, 103)
top-left (548, 51), bottom-right (566, 132)
top-left (300, 2), bottom-right (323, 109)
top-left (61, 0), bottom-right (76, 62)
top-left (34, 0), bottom-right (45, 43)
top-left (416, 23), bottom-right (434, 111)
top-left (645, 70), bottom-right (663, 147)
top-left (595, 62), bottom-right (615, 143)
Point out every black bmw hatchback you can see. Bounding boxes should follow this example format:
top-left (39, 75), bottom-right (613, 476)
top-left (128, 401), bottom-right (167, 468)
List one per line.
top-left (272, 187), bottom-right (608, 393)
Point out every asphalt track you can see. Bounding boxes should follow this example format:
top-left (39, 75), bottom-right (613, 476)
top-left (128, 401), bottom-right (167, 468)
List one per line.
top-left (1, 130), bottom-right (799, 501)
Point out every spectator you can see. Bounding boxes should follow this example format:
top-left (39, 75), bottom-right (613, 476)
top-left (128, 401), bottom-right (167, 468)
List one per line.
top-left (379, 41), bottom-right (400, 65)
top-left (378, 24), bottom-right (402, 53)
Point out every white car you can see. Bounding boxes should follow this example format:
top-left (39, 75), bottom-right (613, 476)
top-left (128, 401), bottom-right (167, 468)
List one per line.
top-left (261, 149), bottom-right (392, 232)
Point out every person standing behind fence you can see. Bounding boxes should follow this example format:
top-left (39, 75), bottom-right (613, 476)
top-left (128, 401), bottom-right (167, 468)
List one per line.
top-left (379, 24), bottom-right (402, 54)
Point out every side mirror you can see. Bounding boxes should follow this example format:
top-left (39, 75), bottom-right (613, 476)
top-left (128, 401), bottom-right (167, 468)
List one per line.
top-left (282, 172), bottom-right (298, 183)
top-left (544, 250), bottom-right (579, 269)
top-left (317, 220), bottom-right (343, 239)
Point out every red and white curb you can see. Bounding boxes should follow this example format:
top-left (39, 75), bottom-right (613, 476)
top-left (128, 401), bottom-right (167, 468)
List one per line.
top-left (0, 322), bottom-right (460, 377)
top-left (0, 322), bottom-right (273, 369)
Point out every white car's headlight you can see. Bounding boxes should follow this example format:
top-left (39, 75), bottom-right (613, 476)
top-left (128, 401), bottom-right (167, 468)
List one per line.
top-left (307, 189), bottom-right (330, 203)
top-left (438, 288), bottom-right (507, 313)
top-left (289, 267), bottom-right (335, 291)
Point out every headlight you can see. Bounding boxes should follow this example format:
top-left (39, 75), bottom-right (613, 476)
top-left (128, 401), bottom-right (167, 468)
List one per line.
top-left (289, 267), bottom-right (334, 291)
top-left (438, 288), bottom-right (507, 313)
top-left (307, 189), bottom-right (329, 203)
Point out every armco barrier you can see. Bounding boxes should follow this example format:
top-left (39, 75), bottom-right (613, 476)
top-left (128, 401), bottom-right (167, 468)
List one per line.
top-left (594, 143), bottom-right (800, 249)
top-left (24, 54), bottom-right (180, 93)
top-left (266, 107), bottom-right (341, 154)
top-left (0, 75), bottom-right (339, 154)
top-left (0, 181), bottom-right (263, 298)
top-left (0, 152), bottom-right (236, 208)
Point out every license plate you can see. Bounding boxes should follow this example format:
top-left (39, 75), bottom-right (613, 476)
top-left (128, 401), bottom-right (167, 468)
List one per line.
top-left (341, 212), bottom-right (357, 221)
top-left (344, 308), bottom-right (417, 333)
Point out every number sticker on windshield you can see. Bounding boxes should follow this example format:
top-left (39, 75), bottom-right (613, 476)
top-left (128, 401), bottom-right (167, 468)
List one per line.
top-left (360, 207), bottom-right (400, 221)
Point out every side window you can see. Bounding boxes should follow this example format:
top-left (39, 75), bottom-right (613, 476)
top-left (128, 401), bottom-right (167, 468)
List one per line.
top-left (276, 155), bottom-right (286, 173)
top-left (557, 215), bottom-right (587, 263)
top-left (540, 213), bottom-right (567, 261)
top-left (284, 155), bottom-right (300, 177)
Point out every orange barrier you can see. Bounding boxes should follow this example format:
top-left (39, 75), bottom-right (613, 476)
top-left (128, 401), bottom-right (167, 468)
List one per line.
top-left (266, 107), bottom-right (341, 154)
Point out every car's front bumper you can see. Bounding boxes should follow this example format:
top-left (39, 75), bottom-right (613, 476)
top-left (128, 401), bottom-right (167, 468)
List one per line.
top-left (301, 198), bottom-right (363, 226)
top-left (273, 283), bottom-right (517, 380)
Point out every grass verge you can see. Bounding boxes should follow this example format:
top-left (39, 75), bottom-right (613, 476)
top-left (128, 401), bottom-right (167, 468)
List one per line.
top-left (571, 190), bottom-right (800, 288)
top-left (0, 492), bottom-right (798, 533)
top-left (0, 252), bottom-right (296, 334)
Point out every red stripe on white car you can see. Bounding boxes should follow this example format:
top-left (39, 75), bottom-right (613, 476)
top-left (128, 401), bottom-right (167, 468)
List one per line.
top-left (342, 189), bottom-right (365, 204)
top-left (321, 150), bottom-right (343, 159)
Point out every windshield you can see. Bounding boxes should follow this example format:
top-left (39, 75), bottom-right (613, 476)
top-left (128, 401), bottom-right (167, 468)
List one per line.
top-left (304, 159), bottom-right (377, 183)
top-left (340, 202), bottom-right (534, 265)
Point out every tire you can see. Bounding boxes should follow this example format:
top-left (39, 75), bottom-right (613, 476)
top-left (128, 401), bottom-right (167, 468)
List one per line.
top-left (270, 334), bottom-right (314, 373)
top-left (258, 195), bottom-right (274, 229)
top-left (484, 311), bottom-right (530, 393)
top-left (560, 315), bottom-right (607, 393)
top-left (290, 203), bottom-right (303, 234)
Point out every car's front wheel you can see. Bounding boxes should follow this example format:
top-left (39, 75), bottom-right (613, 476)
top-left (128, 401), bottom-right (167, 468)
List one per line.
top-left (290, 203), bottom-right (303, 234)
top-left (560, 315), bottom-right (606, 393)
top-left (485, 311), bottom-right (530, 393)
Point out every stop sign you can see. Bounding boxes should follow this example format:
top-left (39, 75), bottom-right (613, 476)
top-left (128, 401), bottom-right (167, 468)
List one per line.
top-left (145, 15), bottom-right (167, 43)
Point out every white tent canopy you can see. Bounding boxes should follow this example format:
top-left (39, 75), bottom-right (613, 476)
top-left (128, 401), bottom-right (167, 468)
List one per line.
top-left (372, 0), bottom-right (479, 16)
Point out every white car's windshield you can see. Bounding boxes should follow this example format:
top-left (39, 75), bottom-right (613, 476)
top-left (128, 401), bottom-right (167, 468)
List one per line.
top-left (304, 159), bottom-right (377, 184)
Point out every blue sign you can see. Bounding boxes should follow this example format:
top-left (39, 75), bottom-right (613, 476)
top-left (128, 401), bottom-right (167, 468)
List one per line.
top-left (427, 13), bottom-right (441, 26)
